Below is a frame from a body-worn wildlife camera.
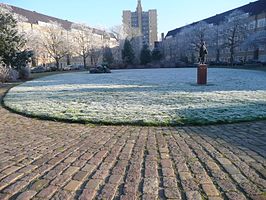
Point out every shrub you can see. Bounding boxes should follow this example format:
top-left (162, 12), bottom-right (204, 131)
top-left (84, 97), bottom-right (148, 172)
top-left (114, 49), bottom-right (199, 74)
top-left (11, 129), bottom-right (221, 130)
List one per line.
top-left (19, 65), bottom-right (31, 80)
top-left (140, 44), bottom-right (151, 65)
top-left (0, 64), bottom-right (19, 83)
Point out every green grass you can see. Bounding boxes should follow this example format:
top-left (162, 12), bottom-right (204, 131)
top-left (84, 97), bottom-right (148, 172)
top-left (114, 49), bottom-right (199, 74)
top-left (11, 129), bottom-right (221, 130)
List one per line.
top-left (2, 68), bottom-right (266, 126)
top-left (29, 70), bottom-right (77, 80)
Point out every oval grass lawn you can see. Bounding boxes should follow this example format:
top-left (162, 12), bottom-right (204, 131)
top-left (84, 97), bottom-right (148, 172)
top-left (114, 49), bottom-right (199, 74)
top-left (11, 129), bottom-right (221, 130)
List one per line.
top-left (4, 68), bottom-right (266, 126)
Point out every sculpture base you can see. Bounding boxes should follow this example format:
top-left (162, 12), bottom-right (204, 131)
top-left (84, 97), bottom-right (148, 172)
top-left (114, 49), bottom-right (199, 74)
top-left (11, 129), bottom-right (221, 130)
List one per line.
top-left (197, 64), bottom-right (207, 85)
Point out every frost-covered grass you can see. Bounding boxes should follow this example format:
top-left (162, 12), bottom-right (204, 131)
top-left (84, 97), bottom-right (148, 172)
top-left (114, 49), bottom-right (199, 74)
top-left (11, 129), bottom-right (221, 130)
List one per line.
top-left (4, 68), bottom-right (266, 126)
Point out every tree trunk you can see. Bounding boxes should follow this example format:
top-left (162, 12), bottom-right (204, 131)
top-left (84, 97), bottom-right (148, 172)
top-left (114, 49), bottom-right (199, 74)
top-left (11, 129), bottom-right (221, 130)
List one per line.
top-left (230, 47), bottom-right (234, 65)
top-left (216, 49), bottom-right (220, 63)
top-left (253, 48), bottom-right (259, 60)
top-left (91, 55), bottom-right (94, 66)
top-left (55, 58), bottom-right (60, 70)
top-left (67, 54), bottom-right (70, 65)
top-left (83, 56), bottom-right (87, 70)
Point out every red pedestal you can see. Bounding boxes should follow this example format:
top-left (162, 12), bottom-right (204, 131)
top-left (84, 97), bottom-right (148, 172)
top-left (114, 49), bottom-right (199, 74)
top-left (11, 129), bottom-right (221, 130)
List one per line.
top-left (197, 64), bottom-right (207, 85)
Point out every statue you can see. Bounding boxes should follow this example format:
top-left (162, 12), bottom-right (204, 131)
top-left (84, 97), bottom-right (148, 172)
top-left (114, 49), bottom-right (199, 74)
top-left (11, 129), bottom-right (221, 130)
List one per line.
top-left (199, 41), bottom-right (208, 64)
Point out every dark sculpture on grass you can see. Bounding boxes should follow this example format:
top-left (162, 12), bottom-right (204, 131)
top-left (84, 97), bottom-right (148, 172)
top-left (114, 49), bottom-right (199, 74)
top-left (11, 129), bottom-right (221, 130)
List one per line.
top-left (199, 41), bottom-right (208, 64)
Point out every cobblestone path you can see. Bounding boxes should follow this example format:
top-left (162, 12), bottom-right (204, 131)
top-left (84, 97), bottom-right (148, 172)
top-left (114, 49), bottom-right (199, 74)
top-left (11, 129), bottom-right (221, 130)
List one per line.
top-left (0, 85), bottom-right (265, 200)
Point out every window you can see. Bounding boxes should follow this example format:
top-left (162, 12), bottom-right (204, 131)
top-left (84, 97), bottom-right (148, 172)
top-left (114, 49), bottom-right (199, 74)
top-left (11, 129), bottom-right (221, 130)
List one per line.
top-left (259, 46), bottom-right (265, 51)
top-left (249, 21), bottom-right (256, 30)
top-left (258, 18), bottom-right (265, 28)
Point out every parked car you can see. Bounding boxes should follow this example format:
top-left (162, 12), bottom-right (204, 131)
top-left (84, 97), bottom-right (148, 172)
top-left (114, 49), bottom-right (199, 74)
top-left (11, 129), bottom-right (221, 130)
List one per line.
top-left (90, 65), bottom-right (111, 73)
top-left (70, 65), bottom-right (80, 70)
top-left (31, 66), bottom-right (46, 73)
top-left (50, 66), bottom-right (58, 71)
top-left (63, 65), bottom-right (71, 71)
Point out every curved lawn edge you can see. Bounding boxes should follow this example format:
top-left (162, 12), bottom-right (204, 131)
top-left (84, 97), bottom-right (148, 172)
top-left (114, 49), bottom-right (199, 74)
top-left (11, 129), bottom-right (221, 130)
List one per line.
top-left (2, 85), bottom-right (266, 127)
top-left (2, 69), bottom-right (266, 127)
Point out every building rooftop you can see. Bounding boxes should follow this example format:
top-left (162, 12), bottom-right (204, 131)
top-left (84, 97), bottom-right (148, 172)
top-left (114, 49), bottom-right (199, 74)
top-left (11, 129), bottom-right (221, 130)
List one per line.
top-left (1, 3), bottom-right (115, 38)
top-left (166, 0), bottom-right (266, 37)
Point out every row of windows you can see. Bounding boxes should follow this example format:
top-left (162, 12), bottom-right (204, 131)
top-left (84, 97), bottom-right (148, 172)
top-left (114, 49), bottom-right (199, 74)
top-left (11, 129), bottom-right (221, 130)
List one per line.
top-left (249, 18), bottom-right (266, 29)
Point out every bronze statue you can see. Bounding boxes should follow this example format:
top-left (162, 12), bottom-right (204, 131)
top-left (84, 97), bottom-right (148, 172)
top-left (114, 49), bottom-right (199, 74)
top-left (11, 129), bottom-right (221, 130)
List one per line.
top-left (199, 41), bottom-right (208, 64)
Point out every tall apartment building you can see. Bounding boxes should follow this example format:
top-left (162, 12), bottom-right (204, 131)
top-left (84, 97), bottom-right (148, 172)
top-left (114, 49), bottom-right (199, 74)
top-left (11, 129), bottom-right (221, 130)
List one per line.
top-left (123, 0), bottom-right (158, 48)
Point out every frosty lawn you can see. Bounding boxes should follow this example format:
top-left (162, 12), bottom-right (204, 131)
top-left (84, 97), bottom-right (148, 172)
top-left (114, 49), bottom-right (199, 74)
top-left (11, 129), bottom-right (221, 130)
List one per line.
top-left (4, 68), bottom-right (266, 125)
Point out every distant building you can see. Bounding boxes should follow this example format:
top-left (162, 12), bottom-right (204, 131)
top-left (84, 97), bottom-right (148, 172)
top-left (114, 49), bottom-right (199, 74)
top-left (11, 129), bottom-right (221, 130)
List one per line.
top-left (0, 4), bottom-right (118, 68)
top-left (162, 0), bottom-right (266, 64)
top-left (123, 0), bottom-right (158, 49)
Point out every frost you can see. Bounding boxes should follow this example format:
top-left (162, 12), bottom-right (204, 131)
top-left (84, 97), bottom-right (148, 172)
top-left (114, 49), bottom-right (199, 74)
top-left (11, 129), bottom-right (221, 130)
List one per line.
top-left (4, 68), bottom-right (266, 125)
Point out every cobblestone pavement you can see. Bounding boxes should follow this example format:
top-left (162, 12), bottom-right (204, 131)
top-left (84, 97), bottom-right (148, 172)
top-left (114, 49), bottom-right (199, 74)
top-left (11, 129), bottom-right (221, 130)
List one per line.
top-left (0, 85), bottom-right (266, 200)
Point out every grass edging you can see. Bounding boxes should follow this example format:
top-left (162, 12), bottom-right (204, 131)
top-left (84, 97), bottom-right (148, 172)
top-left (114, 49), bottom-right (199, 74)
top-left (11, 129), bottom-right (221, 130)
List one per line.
top-left (1, 69), bottom-right (266, 127)
top-left (2, 85), bottom-right (266, 127)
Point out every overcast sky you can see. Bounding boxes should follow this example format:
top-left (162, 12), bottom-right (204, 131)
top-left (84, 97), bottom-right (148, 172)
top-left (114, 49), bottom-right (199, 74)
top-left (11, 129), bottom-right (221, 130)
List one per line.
top-left (2, 0), bottom-right (257, 36)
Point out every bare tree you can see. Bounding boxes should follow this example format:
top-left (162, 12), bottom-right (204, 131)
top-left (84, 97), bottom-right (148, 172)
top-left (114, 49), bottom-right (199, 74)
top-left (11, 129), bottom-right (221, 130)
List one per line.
top-left (172, 21), bottom-right (212, 63)
top-left (221, 10), bottom-right (249, 64)
top-left (82, 28), bottom-right (112, 66)
top-left (41, 22), bottom-right (69, 70)
top-left (24, 29), bottom-right (44, 67)
top-left (110, 25), bottom-right (127, 42)
top-left (241, 30), bottom-right (266, 60)
top-left (212, 25), bottom-right (224, 62)
top-left (71, 23), bottom-right (94, 69)
top-left (186, 21), bottom-right (211, 52)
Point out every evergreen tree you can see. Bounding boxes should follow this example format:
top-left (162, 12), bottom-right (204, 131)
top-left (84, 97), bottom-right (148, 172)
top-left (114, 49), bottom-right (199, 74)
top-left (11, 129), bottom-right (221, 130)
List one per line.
top-left (103, 46), bottom-right (114, 65)
top-left (122, 39), bottom-right (135, 65)
top-left (0, 9), bottom-right (26, 67)
top-left (140, 44), bottom-right (151, 65)
top-left (151, 48), bottom-right (163, 61)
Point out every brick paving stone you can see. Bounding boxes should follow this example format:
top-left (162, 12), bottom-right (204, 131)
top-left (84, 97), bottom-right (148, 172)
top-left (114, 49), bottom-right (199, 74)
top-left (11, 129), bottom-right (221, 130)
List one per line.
top-left (223, 164), bottom-right (241, 175)
top-left (51, 189), bottom-right (74, 200)
top-left (30, 179), bottom-right (49, 192)
top-left (195, 173), bottom-right (212, 184)
top-left (79, 189), bottom-right (96, 200)
top-left (142, 193), bottom-right (158, 200)
top-left (72, 171), bottom-right (90, 182)
top-left (63, 157), bottom-right (77, 163)
top-left (202, 184), bottom-right (220, 197)
top-left (62, 166), bottom-right (80, 176)
top-left (181, 179), bottom-right (199, 192)
top-left (231, 173), bottom-right (249, 184)
top-left (164, 188), bottom-right (182, 199)
top-left (225, 191), bottom-right (247, 200)
top-left (179, 172), bottom-right (193, 181)
top-left (50, 174), bottom-right (71, 186)
top-left (36, 185), bottom-right (58, 198)
top-left (143, 178), bottom-right (158, 195)
top-left (2, 180), bottom-right (28, 195)
top-left (84, 179), bottom-right (102, 191)
top-left (1, 172), bottom-right (23, 185)
top-left (21, 172), bottom-right (40, 183)
top-left (161, 159), bottom-right (172, 168)
top-left (186, 191), bottom-right (202, 200)
top-left (0, 193), bottom-right (10, 200)
top-left (163, 177), bottom-right (178, 188)
top-left (92, 169), bottom-right (109, 180)
top-left (2, 166), bottom-right (21, 175)
top-left (162, 167), bottom-right (175, 177)
top-left (64, 180), bottom-right (82, 192)
top-left (81, 164), bottom-right (97, 173)
top-left (216, 179), bottom-right (237, 192)
top-left (108, 174), bottom-right (123, 184)
top-left (0, 85), bottom-right (265, 199)
top-left (208, 197), bottom-right (224, 200)
top-left (98, 183), bottom-right (118, 199)
top-left (17, 165), bottom-right (38, 174)
top-left (16, 190), bottom-right (37, 200)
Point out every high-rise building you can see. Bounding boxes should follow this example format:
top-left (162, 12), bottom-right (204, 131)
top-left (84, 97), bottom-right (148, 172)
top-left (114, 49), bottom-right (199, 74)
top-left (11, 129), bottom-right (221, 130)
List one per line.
top-left (123, 0), bottom-right (158, 48)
